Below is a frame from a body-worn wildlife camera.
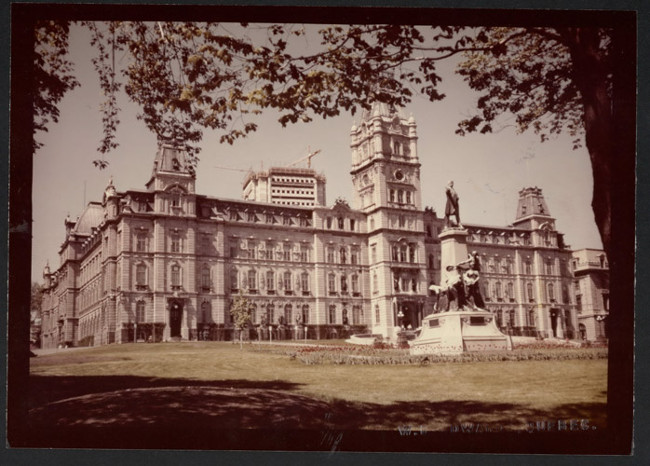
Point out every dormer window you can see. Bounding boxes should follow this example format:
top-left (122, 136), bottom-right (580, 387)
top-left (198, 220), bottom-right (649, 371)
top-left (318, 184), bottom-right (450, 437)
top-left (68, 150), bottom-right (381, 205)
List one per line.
top-left (172, 158), bottom-right (180, 171)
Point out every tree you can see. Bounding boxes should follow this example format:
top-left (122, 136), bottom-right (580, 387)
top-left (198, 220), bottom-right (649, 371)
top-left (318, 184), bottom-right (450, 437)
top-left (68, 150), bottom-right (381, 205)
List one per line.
top-left (30, 283), bottom-right (44, 345)
top-left (454, 27), bottom-right (616, 257)
top-left (32, 21), bottom-right (630, 257)
top-left (230, 290), bottom-right (251, 349)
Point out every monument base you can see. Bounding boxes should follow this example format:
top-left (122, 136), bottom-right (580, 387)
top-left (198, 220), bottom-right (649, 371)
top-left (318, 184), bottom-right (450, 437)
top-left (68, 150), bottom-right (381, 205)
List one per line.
top-left (409, 308), bottom-right (512, 355)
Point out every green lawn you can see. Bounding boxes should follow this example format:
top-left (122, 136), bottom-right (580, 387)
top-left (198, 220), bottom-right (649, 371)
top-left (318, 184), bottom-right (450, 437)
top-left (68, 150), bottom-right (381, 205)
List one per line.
top-left (27, 342), bottom-right (608, 449)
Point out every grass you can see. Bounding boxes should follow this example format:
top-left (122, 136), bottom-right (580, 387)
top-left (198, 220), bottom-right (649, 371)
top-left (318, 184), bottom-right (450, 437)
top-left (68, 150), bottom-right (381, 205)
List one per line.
top-left (27, 342), bottom-right (608, 450)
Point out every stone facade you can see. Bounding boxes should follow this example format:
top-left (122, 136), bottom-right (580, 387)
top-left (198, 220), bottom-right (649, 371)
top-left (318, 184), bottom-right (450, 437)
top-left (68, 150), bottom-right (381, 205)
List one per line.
top-left (39, 103), bottom-right (607, 348)
top-left (571, 249), bottom-right (610, 341)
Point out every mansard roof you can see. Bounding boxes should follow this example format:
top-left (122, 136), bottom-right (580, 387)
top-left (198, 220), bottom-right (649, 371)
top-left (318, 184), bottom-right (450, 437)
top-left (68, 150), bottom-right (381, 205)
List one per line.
top-left (72, 202), bottom-right (104, 235)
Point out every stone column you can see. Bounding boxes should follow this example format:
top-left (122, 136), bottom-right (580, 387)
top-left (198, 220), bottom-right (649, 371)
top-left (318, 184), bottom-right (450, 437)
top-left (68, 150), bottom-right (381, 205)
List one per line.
top-left (439, 228), bottom-right (469, 285)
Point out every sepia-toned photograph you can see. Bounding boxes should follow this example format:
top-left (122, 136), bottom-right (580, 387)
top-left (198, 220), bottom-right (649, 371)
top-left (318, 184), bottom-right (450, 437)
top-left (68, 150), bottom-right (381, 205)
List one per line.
top-left (7, 2), bottom-right (637, 459)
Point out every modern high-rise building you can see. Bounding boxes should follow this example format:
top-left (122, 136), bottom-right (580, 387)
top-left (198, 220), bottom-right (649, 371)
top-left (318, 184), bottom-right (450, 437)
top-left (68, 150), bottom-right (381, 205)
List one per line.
top-left (39, 103), bottom-right (607, 348)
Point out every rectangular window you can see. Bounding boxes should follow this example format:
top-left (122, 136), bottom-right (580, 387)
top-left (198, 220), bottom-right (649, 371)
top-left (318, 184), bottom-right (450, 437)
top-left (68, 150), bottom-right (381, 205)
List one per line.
top-left (266, 271), bottom-right (275, 293)
top-left (351, 275), bottom-right (359, 294)
top-left (136, 302), bottom-right (146, 322)
top-left (171, 235), bottom-right (181, 253)
top-left (248, 270), bottom-right (257, 292)
top-left (328, 305), bottom-right (336, 324)
top-left (136, 264), bottom-right (147, 287)
top-left (136, 234), bottom-right (147, 252)
top-left (328, 274), bottom-right (336, 294)
top-left (351, 248), bottom-right (359, 265)
top-left (301, 273), bottom-right (309, 294)
top-left (283, 244), bottom-right (291, 261)
top-left (231, 270), bottom-right (238, 291)
top-left (327, 247), bottom-right (335, 263)
top-left (201, 267), bottom-right (211, 290)
top-left (171, 265), bottom-right (181, 288)
top-left (283, 271), bottom-right (292, 292)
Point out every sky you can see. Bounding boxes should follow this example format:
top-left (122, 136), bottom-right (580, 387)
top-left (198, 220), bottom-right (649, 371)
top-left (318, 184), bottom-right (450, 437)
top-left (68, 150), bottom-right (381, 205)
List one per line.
top-left (31, 22), bottom-right (603, 283)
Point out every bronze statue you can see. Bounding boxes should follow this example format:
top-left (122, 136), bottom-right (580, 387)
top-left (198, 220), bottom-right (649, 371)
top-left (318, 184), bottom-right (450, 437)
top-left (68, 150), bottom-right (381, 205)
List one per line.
top-left (444, 181), bottom-right (461, 228)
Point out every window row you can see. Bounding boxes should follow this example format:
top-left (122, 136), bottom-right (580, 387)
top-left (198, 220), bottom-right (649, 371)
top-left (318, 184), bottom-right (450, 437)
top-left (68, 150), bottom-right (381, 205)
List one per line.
top-left (228, 210), bottom-right (312, 227)
top-left (391, 243), bottom-right (418, 263)
top-left (232, 241), bottom-right (312, 262)
top-left (388, 189), bottom-right (414, 205)
top-left (231, 270), bottom-right (311, 296)
top-left (392, 273), bottom-right (419, 293)
top-left (327, 273), bottom-right (361, 296)
top-left (482, 281), bottom-right (567, 304)
top-left (326, 246), bottom-right (361, 264)
top-left (325, 216), bottom-right (357, 231)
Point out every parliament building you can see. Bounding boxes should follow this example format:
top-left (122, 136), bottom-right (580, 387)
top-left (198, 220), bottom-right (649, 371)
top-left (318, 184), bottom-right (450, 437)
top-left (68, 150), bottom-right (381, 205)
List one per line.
top-left (39, 103), bottom-right (609, 348)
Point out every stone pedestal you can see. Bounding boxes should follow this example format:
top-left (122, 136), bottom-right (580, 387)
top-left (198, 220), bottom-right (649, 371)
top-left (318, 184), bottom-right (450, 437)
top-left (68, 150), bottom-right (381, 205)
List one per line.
top-left (410, 310), bottom-right (512, 355)
top-left (439, 227), bottom-right (469, 284)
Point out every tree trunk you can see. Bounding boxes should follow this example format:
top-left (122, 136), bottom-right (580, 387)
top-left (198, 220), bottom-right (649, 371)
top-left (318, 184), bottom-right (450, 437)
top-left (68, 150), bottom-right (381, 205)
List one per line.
top-left (558, 28), bottom-right (613, 258)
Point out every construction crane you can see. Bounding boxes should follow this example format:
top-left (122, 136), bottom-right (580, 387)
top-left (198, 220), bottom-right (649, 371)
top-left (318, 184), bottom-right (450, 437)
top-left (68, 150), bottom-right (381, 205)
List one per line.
top-left (213, 165), bottom-right (252, 173)
top-left (286, 148), bottom-right (321, 169)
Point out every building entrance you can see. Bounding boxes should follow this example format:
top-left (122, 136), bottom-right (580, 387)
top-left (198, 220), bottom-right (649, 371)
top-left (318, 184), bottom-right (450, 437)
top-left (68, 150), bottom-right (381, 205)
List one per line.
top-left (169, 299), bottom-right (183, 338)
top-left (397, 301), bottom-right (423, 329)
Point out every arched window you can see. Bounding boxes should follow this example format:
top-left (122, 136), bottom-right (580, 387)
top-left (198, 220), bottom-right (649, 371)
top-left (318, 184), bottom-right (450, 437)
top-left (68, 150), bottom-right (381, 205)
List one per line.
top-left (301, 304), bottom-right (309, 324)
top-left (201, 301), bottom-right (210, 323)
top-left (341, 274), bottom-right (348, 293)
top-left (338, 217), bottom-right (345, 229)
top-left (328, 305), bottom-right (336, 324)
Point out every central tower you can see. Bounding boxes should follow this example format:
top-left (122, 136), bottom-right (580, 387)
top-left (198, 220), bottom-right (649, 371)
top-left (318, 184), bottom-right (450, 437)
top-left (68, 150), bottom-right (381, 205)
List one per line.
top-left (350, 103), bottom-right (426, 340)
top-left (350, 103), bottom-right (421, 212)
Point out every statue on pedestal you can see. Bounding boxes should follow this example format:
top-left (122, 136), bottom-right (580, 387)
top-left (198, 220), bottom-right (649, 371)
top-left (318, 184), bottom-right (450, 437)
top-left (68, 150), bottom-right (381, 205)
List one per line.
top-left (430, 251), bottom-right (485, 312)
top-left (444, 181), bottom-right (462, 228)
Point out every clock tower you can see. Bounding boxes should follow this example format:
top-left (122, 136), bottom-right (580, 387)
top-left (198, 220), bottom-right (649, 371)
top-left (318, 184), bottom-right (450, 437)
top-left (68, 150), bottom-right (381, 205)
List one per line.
top-left (350, 103), bottom-right (426, 339)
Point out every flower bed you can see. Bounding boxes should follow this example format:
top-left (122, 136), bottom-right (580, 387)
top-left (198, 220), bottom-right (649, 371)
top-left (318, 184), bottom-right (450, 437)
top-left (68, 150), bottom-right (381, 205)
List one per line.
top-left (251, 342), bottom-right (608, 365)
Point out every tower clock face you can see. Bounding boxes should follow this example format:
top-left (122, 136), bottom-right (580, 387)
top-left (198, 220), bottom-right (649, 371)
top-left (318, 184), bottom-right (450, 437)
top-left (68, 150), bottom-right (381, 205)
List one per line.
top-left (394, 170), bottom-right (404, 181)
